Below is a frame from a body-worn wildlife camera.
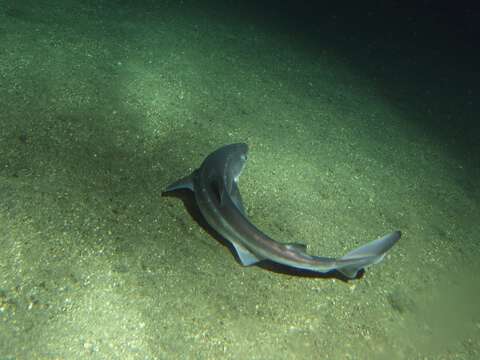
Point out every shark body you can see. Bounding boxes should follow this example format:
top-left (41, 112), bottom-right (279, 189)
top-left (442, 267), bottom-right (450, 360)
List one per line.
top-left (165, 143), bottom-right (400, 279)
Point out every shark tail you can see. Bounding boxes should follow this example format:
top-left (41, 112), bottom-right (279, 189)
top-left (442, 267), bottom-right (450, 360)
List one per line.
top-left (335, 230), bottom-right (401, 279)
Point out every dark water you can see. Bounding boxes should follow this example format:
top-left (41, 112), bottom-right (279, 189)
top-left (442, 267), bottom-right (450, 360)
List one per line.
top-left (0, 0), bottom-right (478, 358)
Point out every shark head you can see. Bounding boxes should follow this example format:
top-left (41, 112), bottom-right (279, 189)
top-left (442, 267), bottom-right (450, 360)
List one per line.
top-left (214, 143), bottom-right (248, 200)
top-left (226, 143), bottom-right (248, 182)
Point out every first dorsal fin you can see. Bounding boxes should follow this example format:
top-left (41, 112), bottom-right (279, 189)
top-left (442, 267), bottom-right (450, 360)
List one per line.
top-left (285, 243), bottom-right (307, 253)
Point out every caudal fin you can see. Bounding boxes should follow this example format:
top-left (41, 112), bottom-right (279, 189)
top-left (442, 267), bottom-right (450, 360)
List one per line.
top-left (335, 231), bottom-right (401, 279)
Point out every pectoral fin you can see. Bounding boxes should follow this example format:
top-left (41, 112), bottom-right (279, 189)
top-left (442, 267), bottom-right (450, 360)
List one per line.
top-left (230, 241), bottom-right (262, 266)
top-left (165, 171), bottom-right (196, 192)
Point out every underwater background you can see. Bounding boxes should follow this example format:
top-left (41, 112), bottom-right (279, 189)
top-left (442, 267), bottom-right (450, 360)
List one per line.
top-left (0, 0), bottom-right (479, 358)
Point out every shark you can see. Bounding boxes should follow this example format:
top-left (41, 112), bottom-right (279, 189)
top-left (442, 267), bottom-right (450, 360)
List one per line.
top-left (164, 143), bottom-right (401, 279)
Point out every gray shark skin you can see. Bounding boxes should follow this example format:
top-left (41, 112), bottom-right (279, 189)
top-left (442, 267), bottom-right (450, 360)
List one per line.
top-left (165, 143), bottom-right (401, 279)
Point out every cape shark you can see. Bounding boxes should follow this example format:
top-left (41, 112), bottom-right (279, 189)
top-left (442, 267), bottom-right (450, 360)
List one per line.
top-left (165, 143), bottom-right (400, 279)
